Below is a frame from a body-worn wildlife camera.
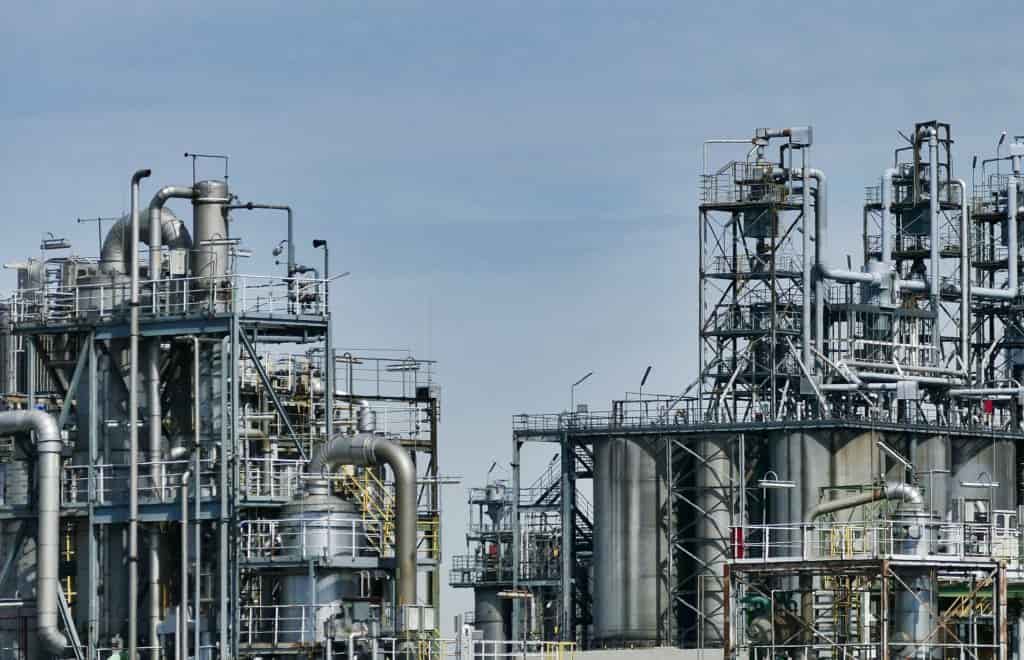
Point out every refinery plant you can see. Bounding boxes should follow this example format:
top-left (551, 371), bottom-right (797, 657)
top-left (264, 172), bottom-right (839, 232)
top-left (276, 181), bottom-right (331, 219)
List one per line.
top-left (0, 161), bottom-right (446, 659)
top-left (452, 121), bottom-right (1024, 660)
top-left (4, 121), bottom-right (1024, 660)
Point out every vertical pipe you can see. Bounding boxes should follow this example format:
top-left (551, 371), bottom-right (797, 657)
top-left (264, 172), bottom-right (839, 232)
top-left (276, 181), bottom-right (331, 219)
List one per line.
top-left (193, 337), bottom-right (202, 660)
top-left (147, 339), bottom-right (162, 660)
top-left (129, 167), bottom-right (152, 660)
top-left (801, 147), bottom-right (813, 373)
top-left (1009, 175), bottom-right (1018, 297)
top-left (813, 175), bottom-right (825, 367)
top-left (928, 128), bottom-right (940, 358)
top-left (180, 470), bottom-right (191, 660)
top-left (953, 179), bottom-right (970, 370)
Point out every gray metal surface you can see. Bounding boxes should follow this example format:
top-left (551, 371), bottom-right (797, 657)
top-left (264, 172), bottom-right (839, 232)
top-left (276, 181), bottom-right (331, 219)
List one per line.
top-left (192, 179), bottom-right (231, 287)
top-left (592, 436), bottom-right (666, 643)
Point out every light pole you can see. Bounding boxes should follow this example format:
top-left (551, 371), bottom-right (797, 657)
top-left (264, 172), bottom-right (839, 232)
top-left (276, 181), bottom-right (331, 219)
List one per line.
top-left (570, 371), bottom-right (593, 415)
top-left (639, 365), bottom-right (652, 419)
top-left (997, 131), bottom-right (1008, 176)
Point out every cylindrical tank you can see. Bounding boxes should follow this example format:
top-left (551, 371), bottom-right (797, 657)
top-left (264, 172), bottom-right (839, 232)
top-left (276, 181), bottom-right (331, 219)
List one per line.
top-left (277, 493), bottom-right (366, 644)
top-left (693, 435), bottom-right (736, 646)
top-left (890, 508), bottom-right (938, 660)
top-left (473, 587), bottom-right (510, 643)
top-left (192, 180), bottom-right (231, 288)
top-left (593, 437), bottom-right (667, 643)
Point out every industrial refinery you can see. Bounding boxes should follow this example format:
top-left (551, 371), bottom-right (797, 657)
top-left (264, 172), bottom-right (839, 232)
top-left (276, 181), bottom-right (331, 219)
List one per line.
top-left (5, 120), bottom-right (1024, 660)
top-left (453, 121), bottom-right (1024, 659)
top-left (0, 162), bottom-right (444, 659)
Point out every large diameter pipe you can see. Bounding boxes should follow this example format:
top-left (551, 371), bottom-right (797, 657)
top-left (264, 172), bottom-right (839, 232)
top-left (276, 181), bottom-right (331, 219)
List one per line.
top-left (129, 167), bottom-right (151, 660)
top-left (0, 411), bottom-right (67, 655)
top-left (148, 186), bottom-right (195, 287)
top-left (805, 482), bottom-right (923, 522)
top-left (307, 434), bottom-right (417, 610)
top-left (98, 209), bottom-right (193, 278)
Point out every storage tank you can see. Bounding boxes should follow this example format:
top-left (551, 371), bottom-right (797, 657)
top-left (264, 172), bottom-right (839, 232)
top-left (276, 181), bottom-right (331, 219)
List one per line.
top-left (692, 435), bottom-right (736, 645)
top-left (592, 436), bottom-right (667, 643)
top-left (474, 588), bottom-right (510, 644)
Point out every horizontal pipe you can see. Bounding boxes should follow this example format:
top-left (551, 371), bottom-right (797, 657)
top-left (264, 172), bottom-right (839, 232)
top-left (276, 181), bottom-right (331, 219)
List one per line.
top-left (948, 387), bottom-right (1023, 397)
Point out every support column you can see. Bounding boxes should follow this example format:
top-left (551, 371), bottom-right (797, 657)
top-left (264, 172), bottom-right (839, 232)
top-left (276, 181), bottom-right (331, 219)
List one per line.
top-left (559, 432), bottom-right (574, 641)
top-left (880, 560), bottom-right (889, 660)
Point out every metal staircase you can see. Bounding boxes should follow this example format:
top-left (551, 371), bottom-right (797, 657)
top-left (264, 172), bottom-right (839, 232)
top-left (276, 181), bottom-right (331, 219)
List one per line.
top-left (345, 470), bottom-right (395, 553)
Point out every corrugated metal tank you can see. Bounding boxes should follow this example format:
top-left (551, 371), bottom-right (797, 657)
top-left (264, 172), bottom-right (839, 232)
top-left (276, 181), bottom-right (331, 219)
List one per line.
top-left (693, 435), bottom-right (735, 645)
top-left (592, 436), bottom-right (667, 643)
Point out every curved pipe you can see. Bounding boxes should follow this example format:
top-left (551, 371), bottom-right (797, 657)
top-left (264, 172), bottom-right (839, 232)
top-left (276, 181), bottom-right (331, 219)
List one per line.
top-left (99, 207), bottom-right (192, 277)
top-left (148, 186), bottom-right (196, 286)
top-left (0, 411), bottom-right (67, 655)
top-left (307, 434), bottom-right (417, 611)
top-left (805, 482), bottom-right (923, 522)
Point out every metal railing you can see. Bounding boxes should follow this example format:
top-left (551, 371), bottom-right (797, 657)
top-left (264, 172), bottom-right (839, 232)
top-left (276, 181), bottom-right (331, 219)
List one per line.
top-left (8, 273), bottom-right (328, 326)
top-left (238, 457), bottom-right (306, 500)
top-left (239, 516), bottom-right (384, 562)
top-left (61, 459), bottom-right (217, 506)
top-left (513, 391), bottom-right (1020, 435)
top-left (732, 520), bottom-right (1020, 563)
top-left (370, 637), bottom-right (575, 660)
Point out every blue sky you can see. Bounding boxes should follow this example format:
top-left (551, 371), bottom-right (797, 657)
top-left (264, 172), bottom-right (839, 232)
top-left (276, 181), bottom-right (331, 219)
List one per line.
top-left (5, 0), bottom-right (1024, 630)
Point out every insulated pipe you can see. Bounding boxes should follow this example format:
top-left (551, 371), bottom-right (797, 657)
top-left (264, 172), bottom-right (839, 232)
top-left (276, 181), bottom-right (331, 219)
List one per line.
top-left (129, 167), bottom-right (151, 660)
top-left (98, 208), bottom-right (193, 278)
top-left (805, 482), bottom-right (923, 522)
top-left (307, 434), bottom-right (417, 609)
top-left (0, 411), bottom-right (67, 655)
top-left (148, 186), bottom-right (195, 287)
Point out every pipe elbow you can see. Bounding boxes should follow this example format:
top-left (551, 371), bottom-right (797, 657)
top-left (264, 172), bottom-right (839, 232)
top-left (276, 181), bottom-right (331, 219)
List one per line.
top-left (132, 169), bottom-right (152, 185)
top-left (149, 185), bottom-right (194, 213)
top-left (38, 628), bottom-right (68, 656)
top-left (884, 482), bottom-right (924, 509)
